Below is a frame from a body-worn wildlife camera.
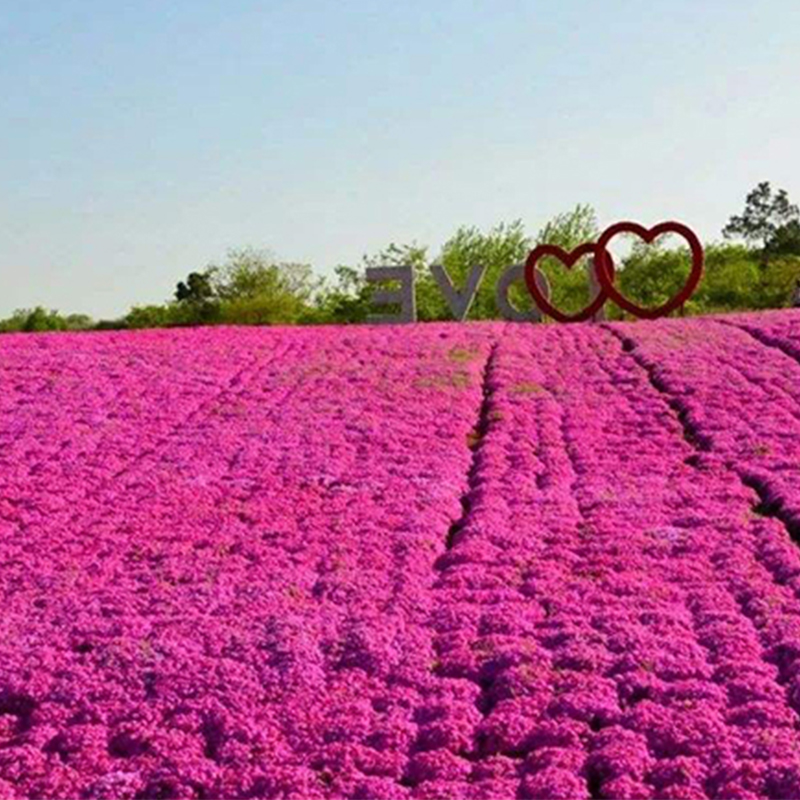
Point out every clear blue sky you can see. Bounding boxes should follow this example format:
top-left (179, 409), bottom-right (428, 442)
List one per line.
top-left (2, 0), bottom-right (799, 319)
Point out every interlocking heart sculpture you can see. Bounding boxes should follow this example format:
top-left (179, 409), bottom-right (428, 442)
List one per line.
top-left (524, 220), bottom-right (704, 322)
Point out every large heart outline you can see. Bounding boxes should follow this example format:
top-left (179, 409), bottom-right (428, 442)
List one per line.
top-left (593, 220), bottom-right (704, 320)
top-left (524, 242), bottom-right (615, 323)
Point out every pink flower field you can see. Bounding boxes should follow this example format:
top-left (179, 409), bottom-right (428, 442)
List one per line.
top-left (3, 311), bottom-right (800, 800)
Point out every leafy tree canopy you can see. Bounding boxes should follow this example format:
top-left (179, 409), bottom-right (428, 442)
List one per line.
top-left (723, 181), bottom-right (800, 262)
top-left (175, 271), bottom-right (214, 304)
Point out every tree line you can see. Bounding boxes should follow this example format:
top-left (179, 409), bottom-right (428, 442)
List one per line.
top-left (3, 182), bottom-right (800, 333)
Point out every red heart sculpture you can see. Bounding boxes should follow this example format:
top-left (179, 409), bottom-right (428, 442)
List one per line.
top-left (593, 220), bottom-right (704, 320)
top-left (524, 242), bottom-right (615, 323)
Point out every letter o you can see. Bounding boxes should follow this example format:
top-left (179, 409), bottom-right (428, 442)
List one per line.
top-left (496, 263), bottom-right (550, 322)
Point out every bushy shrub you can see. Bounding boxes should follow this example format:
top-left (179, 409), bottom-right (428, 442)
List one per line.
top-left (0, 307), bottom-right (90, 333)
top-left (217, 294), bottom-right (305, 326)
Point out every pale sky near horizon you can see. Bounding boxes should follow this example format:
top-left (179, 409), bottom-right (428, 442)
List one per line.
top-left (2, 0), bottom-right (799, 319)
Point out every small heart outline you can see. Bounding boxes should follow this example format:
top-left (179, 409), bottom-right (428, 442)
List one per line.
top-left (524, 242), bottom-right (615, 323)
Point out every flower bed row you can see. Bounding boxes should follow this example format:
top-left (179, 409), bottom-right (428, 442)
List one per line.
top-left (419, 321), bottom-right (800, 799)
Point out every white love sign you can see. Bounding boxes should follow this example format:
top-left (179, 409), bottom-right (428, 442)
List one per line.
top-left (366, 263), bottom-right (554, 323)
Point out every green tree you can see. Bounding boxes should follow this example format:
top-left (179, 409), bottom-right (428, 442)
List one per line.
top-left (211, 248), bottom-right (316, 301)
top-left (617, 241), bottom-right (694, 315)
top-left (314, 266), bottom-right (374, 324)
top-left (761, 255), bottom-right (800, 308)
top-left (175, 271), bottom-right (215, 303)
top-left (535, 204), bottom-right (599, 250)
top-left (125, 303), bottom-right (209, 328)
top-left (723, 182), bottom-right (800, 267)
top-left (362, 242), bottom-right (428, 275)
top-left (18, 307), bottom-right (69, 332)
top-left (209, 247), bottom-right (318, 325)
top-left (0, 309), bottom-right (30, 332)
top-left (0, 307), bottom-right (85, 332)
top-left (173, 268), bottom-right (220, 324)
top-left (690, 244), bottom-right (760, 312)
top-left (124, 304), bottom-right (176, 329)
top-left (767, 220), bottom-right (800, 258)
top-left (122, 248), bottom-right (321, 330)
top-left (64, 313), bottom-right (94, 330)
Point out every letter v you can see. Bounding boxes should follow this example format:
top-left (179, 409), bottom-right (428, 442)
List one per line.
top-left (429, 263), bottom-right (487, 321)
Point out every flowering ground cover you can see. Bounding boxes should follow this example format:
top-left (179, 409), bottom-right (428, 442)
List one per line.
top-left (1, 312), bottom-right (800, 799)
